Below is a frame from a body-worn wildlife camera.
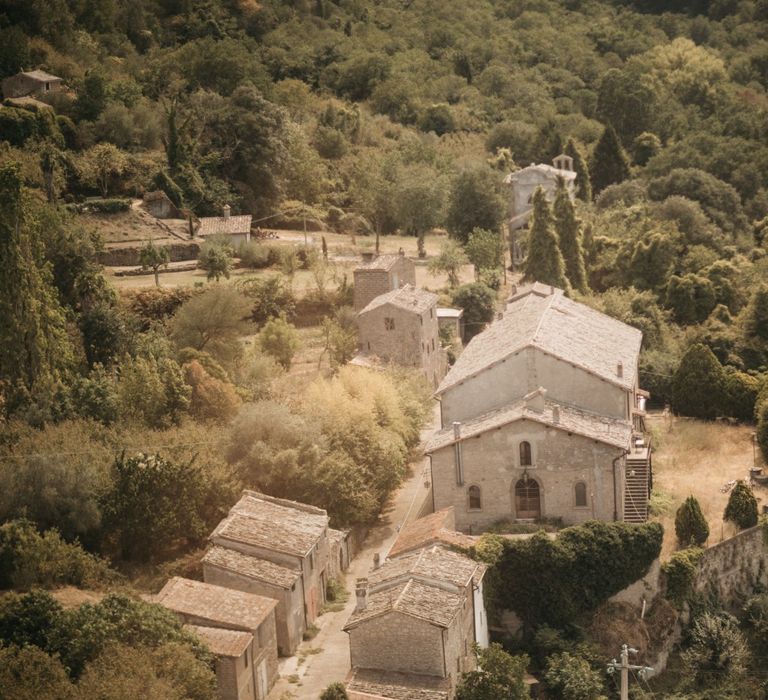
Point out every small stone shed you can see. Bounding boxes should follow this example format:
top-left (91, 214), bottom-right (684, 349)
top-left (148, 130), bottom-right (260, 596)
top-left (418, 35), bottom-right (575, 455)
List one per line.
top-left (2, 70), bottom-right (64, 99)
top-left (353, 253), bottom-right (416, 312)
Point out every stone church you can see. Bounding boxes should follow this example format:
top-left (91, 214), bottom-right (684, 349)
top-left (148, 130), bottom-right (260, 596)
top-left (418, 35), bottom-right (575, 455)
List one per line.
top-left (426, 283), bottom-right (651, 533)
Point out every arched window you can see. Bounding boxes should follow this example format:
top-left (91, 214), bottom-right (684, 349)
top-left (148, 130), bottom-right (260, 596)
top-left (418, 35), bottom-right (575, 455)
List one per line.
top-left (468, 485), bottom-right (482, 510)
top-left (519, 441), bottom-right (532, 467)
top-left (575, 482), bottom-right (587, 507)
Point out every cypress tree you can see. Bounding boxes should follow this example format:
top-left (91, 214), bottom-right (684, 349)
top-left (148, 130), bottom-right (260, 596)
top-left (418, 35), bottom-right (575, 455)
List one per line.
top-left (0, 163), bottom-right (71, 411)
top-left (523, 187), bottom-right (569, 290)
top-left (745, 284), bottom-right (768, 341)
top-left (671, 343), bottom-right (725, 420)
top-left (589, 125), bottom-right (630, 195)
top-left (564, 138), bottom-right (592, 202)
top-left (724, 481), bottom-right (758, 530)
top-left (674, 496), bottom-right (709, 546)
top-left (553, 181), bottom-right (588, 293)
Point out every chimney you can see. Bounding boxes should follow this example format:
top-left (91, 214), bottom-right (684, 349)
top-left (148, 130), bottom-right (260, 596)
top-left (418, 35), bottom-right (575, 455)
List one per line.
top-left (373, 553), bottom-right (381, 570)
top-left (453, 421), bottom-right (462, 440)
top-left (617, 361), bottom-right (624, 379)
top-left (524, 387), bottom-right (547, 412)
top-left (223, 204), bottom-right (231, 220)
top-left (552, 405), bottom-right (560, 424)
top-left (355, 578), bottom-right (368, 612)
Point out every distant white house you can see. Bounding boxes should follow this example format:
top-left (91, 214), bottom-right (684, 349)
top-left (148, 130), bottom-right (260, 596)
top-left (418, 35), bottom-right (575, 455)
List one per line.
top-left (196, 205), bottom-right (252, 246)
top-left (2, 70), bottom-right (64, 99)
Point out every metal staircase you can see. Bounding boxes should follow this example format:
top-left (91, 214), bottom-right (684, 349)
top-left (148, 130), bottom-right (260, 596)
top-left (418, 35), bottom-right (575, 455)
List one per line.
top-left (623, 440), bottom-right (652, 524)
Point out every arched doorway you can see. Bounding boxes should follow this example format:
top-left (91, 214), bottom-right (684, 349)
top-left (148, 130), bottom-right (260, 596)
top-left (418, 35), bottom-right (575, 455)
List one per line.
top-left (515, 478), bottom-right (541, 519)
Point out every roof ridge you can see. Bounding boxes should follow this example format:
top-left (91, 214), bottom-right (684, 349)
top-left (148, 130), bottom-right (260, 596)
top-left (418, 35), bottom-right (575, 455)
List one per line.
top-left (531, 289), bottom-right (558, 343)
top-left (393, 579), bottom-right (413, 611)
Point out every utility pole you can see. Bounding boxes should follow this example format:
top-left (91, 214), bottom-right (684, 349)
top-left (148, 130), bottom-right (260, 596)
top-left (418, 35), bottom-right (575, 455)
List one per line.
top-left (302, 203), bottom-right (308, 246)
top-left (607, 644), bottom-right (653, 700)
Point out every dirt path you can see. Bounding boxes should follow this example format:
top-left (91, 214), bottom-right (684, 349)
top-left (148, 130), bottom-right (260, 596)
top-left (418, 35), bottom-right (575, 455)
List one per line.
top-left (266, 407), bottom-right (440, 700)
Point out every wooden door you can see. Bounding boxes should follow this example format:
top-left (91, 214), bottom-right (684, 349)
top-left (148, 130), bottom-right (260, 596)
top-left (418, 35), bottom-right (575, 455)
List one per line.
top-left (515, 478), bottom-right (540, 519)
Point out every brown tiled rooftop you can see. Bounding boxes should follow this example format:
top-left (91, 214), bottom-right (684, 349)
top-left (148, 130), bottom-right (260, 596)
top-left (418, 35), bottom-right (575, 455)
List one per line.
top-left (202, 545), bottom-right (300, 589)
top-left (156, 577), bottom-right (276, 632)
top-left (425, 396), bottom-right (633, 452)
top-left (359, 284), bottom-right (437, 316)
top-left (197, 214), bottom-right (252, 236)
top-left (388, 509), bottom-right (459, 558)
top-left (355, 254), bottom-right (406, 272)
top-left (345, 578), bottom-right (463, 630)
top-left (436, 285), bottom-right (641, 394)
top-left (371, 545), bottom-right (483, 590)
top-left (184, 624), bottom-right (252, 658)
top-left (347, 668), bottom-right (450, 700)
top-left (211, 491), bottom-right (328, 558)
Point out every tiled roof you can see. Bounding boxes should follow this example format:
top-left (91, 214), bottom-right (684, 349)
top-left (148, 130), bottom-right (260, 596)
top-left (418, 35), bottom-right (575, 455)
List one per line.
top-left (156, 577), bottom-right (276, 632)
top-left (355, 254), bottom-right (406, 272)
top-left (184, 624), bottom-right (252, 658)
top-left (388, 509), bottom-right (474, 558)
top-left (371, 546), bottom-right (483, 590)
top-left (359, 284), bottom-right (437, 316)
top-left (347, 668), bottom-right (450, 700)
top-left (197, 214), bottom-right (252, 236)
top-left (436, 285), bottom-right (641, 394)
top-left (345, 578), bottom-right (463, 629)
top-left (202, 546), bottom-right (300, 589)
top-left (211, 491), bottom-right (328, 558)
top-left (20, 70), bottom-right (61, 82)
top-left (424, 397), bottom-right (633, 452)
top-left (504, 163), bottom-right (576, 182)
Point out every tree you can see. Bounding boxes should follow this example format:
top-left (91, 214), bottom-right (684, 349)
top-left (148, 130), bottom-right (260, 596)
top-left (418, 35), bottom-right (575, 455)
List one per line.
top-left (0, 163), bottom-right (72, 413)
top-left (171, 286), bottom-right (252, 368)
top-left (466, 228), bottom-right (504, 279)
top-left (553, 182), bottom-right (588, 293)
top-left (238, 275), bottom-right (296, 326)
top-left (564, 138), bottom-right (592, 202)
top-left (139, 241), bottom-right (170, 287)
top-left (80, 144), bottom-right (128, 198)
top-left (671, 344), bottom-right (725, 419)
top-left (745, 285), bottom-right (768, 341)
top-left (523, 188), bottom-right (569, 290)
top-left (320, 314), bottom-right (358, 370)
top-left (452, 283), bottom-right (496, 341)
top-left (544, 652), bottom-right (605, 700)
top-left (320, 682), bottom-right (349, 700)
top-left (456, 643), bottom-right (529, 700)
top-left (596, 68), bottom-right (657, 146)
top-left (675, 496), bottom-right (709, 546)
top-left (665, 274), bottom-right (716, 325)
top-left (589, 125), bottom-right (630, 195)
top-left (100, 452), bottom-right (233, 562)
top-left (428, 240), bottom-right (468, 288)
top-left (259, 316), bottom-right (300, 370)
top-left (633, 132), bottom-right (661, 166)
top-left (198, 240), bottom-right (233, 282)
top-left (681, 612), bottom-right (749, 688)
top-left (183, 360), bottom-right (241, 422)
top-left (0, 644), bottom-right (75, 700)
top-left (446, 167), bottom-right (505, 244)
top-left (724, 481), bottom-right (758, 530)
top-left (75, 71), bottom-right (108, 122)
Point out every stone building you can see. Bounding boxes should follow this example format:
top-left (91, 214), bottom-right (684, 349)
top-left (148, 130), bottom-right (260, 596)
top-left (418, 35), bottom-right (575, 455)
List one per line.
top-left (208, 491), bottom-right (337, 645)
top-left (504, 155), bottom-right (576, 231)
top-left (356, 284), bottom-right (446, 386)
top-left (155, 577), bottom-right (278, 700)
top-left (344, 546), bottom-right (486, 699)
top-left (436, 307), bottom-right (464, 344)
top-left (2, 70), bottom-right (63, 99)
top-left (429, 283), bottom-right (651, 529)
top-left (353, 253), bottom-right (416, 312)
top-left (142, 190), bottom-right (182, 219)
top-left (196, 205), bottom-right (252, 246)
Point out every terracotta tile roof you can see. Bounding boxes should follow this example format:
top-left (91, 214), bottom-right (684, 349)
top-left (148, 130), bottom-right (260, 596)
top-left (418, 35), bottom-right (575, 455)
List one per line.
top-left (211, 491), bottom-right (328, 558)
top-left (436, 285), bottom-right (641, 394)
top-left (424, 396), bottom-right (633, 452)
top-left (20, 70), bottom-right (61, 82)
top-left (156, 577), bottom-right (276, 632)
top-left (371, 546), bottom-right (483, 590)
top-left (359, 284), bottom-right (437, 316)
top-left (388, 509), bottom-right (456, 558)
top-left (347, 668), bottom-right (450, 700)
top-left (197, 214), bottom-right (251, 236)
top-left (345, 578), bottom-right (463, 630)
top-left (184, 624), bottom-right (252, 658)
top-left (202, 546), bottom-right (300, 589)
top-left (355, 254), bottom-right (406, 272)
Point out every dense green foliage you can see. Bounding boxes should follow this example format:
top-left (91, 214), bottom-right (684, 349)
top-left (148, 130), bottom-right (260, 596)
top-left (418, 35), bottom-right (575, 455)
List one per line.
top-left (675, 496), bottom-right (710, 546)
top-left (724, 480), bottom-right (759, 530)
top-left (456, 644), bottom-right (530, 700)
top-left (662, 546), bottom-right (703, 606)
top-left (523, 187), bottom-right (569, 289)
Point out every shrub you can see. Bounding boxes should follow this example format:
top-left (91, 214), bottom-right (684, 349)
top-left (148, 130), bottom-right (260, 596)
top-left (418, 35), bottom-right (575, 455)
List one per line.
top-left (543, 652), bottom-right (604, 700)
top-left (456, 643), bottom-right (529, 700)
top-left (681, 612), bottom-right (749, 688)
top-left (320, 682), bottom-right (349, 700)
top-left (259, 316), bottom-right (300, 370)
top-left (724, 480), bottom-right (758, 530)
top-left (452, 282), bottom-right (496, 341)
top-left (671, 343), bottom-right (725, 419)
top-left (82, 198), bottom-right (131, 214)
top-left (122, 287), bottom-right (196, 329)
top-left (198, 239), bottom-right (233, 281)
top-left (239, 275), bottom-right (296, 326)
top-left (662, 547), bottom-right (703, 606)
top-left (237, 242), bottom-right (281, 269)
top-left (183, 360), bottom-right (241, 422)
top-left (675, 496), bottom-right (709, 546)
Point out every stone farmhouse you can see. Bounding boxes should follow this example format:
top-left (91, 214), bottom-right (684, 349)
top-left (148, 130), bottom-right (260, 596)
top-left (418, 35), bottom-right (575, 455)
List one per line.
top-left (353, 253), bottom-right (417, 312)
top-left (356, 284), bottom-right (447, 387)
top-left (504, 154), bottom-right (577, 231)
top-left (344, 545), bottom-right (487, 700)
top-left (196, 205), bottom-right (252, 246)
top-left (427, 283), bottom-right (651, 532)
top-left (207, 491), bottom-right (345, 655)
top-left (2, 70), bottom-right (64, 99)
top-left (156, 577), bottom-right (278, 700)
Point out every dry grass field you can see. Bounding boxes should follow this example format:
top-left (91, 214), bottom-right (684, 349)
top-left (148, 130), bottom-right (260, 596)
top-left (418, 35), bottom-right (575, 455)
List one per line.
top-left (648, 413), bottom-right (761, 558)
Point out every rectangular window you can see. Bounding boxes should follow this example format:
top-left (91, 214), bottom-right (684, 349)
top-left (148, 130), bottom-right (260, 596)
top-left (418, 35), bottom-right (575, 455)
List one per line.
top-left (431, 338), bottom-right (435, 351)
top-left (384, 317), bottom-right (395, 331)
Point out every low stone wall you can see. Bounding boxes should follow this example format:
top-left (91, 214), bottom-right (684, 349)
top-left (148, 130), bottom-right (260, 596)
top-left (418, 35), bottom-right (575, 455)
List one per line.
top-left (99, 241), bottom-right (200, 266)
